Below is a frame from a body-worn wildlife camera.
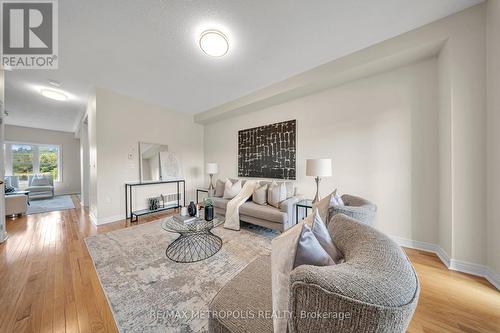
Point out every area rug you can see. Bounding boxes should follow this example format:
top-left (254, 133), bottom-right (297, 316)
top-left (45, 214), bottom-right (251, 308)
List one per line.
top-left (27, 195), bottom-right (75, 214)
top-left (85, 221), bottom-right (278, 333)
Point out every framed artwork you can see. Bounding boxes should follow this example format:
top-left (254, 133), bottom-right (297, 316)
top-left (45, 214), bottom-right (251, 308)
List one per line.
top-left (238, 119), bottom-right (296, 179)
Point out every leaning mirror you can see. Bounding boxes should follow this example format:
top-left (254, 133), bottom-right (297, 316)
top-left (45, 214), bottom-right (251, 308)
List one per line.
top-left (139, 142), bottom-right (168, 182)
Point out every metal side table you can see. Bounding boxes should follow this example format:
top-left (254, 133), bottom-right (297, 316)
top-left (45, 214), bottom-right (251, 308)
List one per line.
top-left (295, 199), bottom-right (313, 224)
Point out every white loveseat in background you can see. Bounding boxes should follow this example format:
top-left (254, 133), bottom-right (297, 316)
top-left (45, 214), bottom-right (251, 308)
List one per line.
top-left (27, 174), bottom-right (54, 200)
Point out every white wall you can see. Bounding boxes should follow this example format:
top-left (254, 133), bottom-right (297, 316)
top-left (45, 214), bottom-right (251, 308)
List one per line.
top-left (486, 0), bottom-right (500, 279)
top-left (88, 93), bottom-right (98, 220)
top-left (89, 88), bottom-right (204, 224)
top-left (80, 121), bottom-right (90, 206)
top-left (205, 59), bottom-right (439, 244)
top-left (0, 68), bottom-right (7, 243)
top-left (4, 125), bottom-right (81, 195)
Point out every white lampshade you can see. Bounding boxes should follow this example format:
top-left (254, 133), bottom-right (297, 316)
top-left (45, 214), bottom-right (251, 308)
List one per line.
top-left (306, 159), bottom-right (332, 177)
top-left (206, 163), bottom-right (218, 174)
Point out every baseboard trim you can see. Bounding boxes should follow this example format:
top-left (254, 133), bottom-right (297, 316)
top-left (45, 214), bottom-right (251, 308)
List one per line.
top-left (485, 268), bottom-right (500, 290)
top-left (391, 236), bottom-right (499, 291)
top-left (96, 215), bottom-right (124, 225)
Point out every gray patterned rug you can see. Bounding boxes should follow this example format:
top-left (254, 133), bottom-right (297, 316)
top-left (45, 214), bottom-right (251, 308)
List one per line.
top-left (85, 221), bottom-right (278, 333)
top-left (27, 195), bottom-right (75, 214)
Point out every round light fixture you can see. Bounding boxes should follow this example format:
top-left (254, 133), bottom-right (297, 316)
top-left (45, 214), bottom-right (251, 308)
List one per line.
top-left (199, 30), bottom-right (229, 57)
top-left (40, 88), bottom-right (68, 101)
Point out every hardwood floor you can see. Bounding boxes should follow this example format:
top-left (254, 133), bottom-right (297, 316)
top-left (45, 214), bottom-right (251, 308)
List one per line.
top-left (0, 196), bottom-right (499, 332)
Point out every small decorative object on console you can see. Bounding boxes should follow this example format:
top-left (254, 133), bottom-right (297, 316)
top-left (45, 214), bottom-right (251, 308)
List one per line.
top-left (188, 201), bottom-right (197, 217)
top-left (148, 197), bottom-right (160, 211)
top-left (204, 198), bottom-right (214, 221)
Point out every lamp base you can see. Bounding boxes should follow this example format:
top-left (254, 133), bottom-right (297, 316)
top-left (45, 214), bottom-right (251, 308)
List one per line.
top-left (312, 177), bottom-right (321, 204)
top-left (208, 174), bottom-right (215, 190)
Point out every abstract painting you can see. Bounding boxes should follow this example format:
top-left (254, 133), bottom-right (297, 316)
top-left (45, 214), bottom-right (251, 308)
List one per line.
top-left (238, 120), bottom-right (296, 179)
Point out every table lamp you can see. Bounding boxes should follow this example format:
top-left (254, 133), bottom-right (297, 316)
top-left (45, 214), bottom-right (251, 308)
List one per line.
top-left (206, 163), bottom-right (218, 190)
top-left (306, 159), bottom-right (332, 204)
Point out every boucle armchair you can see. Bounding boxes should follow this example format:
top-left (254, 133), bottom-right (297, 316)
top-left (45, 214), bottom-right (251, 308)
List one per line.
top-left (329, 194), bottom-right (377, 225)
top-left (289, 214), bottom-right (419, 333)
top-left (209, 214), bottom-right (419, 333)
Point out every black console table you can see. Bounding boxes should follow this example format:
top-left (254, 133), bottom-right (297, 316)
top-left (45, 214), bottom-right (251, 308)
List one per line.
top-left (125, 180), bottom-right (185, 222)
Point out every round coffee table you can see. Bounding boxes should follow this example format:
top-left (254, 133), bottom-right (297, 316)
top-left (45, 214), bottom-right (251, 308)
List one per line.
top-left (160, 215), bottom-right (224, 263)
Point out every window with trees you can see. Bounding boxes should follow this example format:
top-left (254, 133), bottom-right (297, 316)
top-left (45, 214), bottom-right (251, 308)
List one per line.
top-left (5, 142), bottom-right (61, 184)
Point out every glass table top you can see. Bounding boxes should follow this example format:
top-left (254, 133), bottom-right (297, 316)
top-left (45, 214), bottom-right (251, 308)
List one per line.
top-left (296, 199), bottom-right (313, 208)
top-left (160, 214), bottom-right (224, 234)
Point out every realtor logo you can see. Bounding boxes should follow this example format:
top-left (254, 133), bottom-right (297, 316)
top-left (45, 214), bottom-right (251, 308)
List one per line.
top-left (1, 0), bottom-right (58, 69)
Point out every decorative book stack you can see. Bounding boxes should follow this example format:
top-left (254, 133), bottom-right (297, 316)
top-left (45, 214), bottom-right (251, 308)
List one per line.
top-left (173, 214), bottom-right (200, 225)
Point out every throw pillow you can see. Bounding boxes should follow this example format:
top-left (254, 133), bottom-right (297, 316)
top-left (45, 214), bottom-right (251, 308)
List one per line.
top-left (271, 216), bottom-right (313, 333)
top-left (293, 224), bottom-right (335, 268)
top-left (223, 179), bottom-right (241, 199)
top-left (31, 176), bottom-right (49, 186)
top-left (230, 178), bottom-right (246, 187)
top-left (267, 181), bottom-right (287, 208)
top-left (334, 190), bottom-right (344, 206)
top-left (311, 208), bottom-right (343, 263)
top-left (282, 181), bottom-right (295, 199)
top-left (330, 189), bottom-right (339, 206)
top-left (313, 190), bottom-right (335, 223)
top-left (214, 179), bottom-right (225, 197)
top-left (252, 184), bottom-right (268, 205)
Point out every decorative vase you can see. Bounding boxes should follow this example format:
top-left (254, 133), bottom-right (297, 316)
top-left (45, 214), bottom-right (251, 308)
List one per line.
top-left (204, 205), bottom-right (214, 221)
top-left (148, 197), bottom-right (159, 211)
top-left (188, 201), bottom-right (197, 217)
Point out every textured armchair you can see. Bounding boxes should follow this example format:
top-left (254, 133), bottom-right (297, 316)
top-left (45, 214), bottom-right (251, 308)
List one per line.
top-left (329, 194), bottom-right (377, 225)
top-left (209, 213), bottom-right (420, 333)
top-left (27, 174), bottom-right (54, 199)
top-left (289, 214), bottom-right (420, 333)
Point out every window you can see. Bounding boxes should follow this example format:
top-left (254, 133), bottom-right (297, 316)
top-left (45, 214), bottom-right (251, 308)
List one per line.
top-left (39, 145), bottom-right (60, 181)
top-left (4, 142), bottom-right (62, 185)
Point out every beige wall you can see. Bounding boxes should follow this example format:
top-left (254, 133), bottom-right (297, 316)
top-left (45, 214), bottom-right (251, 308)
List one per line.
top-left (89, 88), bottom-right (204, 224)
top-left (4, 125), bottom-right (81, 195)
top-left (205, 59), bottom-right (439, 243)
top-left (487, 0), bottom-right (500, 278)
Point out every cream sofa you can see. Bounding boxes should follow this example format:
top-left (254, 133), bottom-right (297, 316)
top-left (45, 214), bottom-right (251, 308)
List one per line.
top-left (211, 180), bottom-right (302, 232)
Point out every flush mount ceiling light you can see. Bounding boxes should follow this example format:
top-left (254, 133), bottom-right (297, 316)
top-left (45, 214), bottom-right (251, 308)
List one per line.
top-left (199, 30), bottom-right (229, 57)
top-left (40, 88), bottom-right (68, 101)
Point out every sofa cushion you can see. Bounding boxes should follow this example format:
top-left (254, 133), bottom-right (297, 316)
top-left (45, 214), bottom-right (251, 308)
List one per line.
top-left (240, 202), bottom-right (287, 224)
top-left (212, 197), bottom-right (230, 210)
top-left (252, 184), bottom-right (268, 205)
top-left (293, 224), bottom-right (335, 269)
top-left (283, 181), bottom-right (295, 198)
top-left (30, 177), bottom-right (50, 186)
top-left (311, 208), bottom-right (342, 263)
top-left (267, 181), bottom-right (286, 208)
top-left (223, 179), bottom-right (241, 199)
top-left (214, 179), bottom-right (225, 197)
top-left (27, 185), bottom-right (54, 192)
top-left (209, 256), bottom-right (273, 333)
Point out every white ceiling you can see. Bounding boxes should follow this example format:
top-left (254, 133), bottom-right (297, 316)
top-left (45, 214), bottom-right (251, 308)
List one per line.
top-left (4, 0), bottom-right (483, 133)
